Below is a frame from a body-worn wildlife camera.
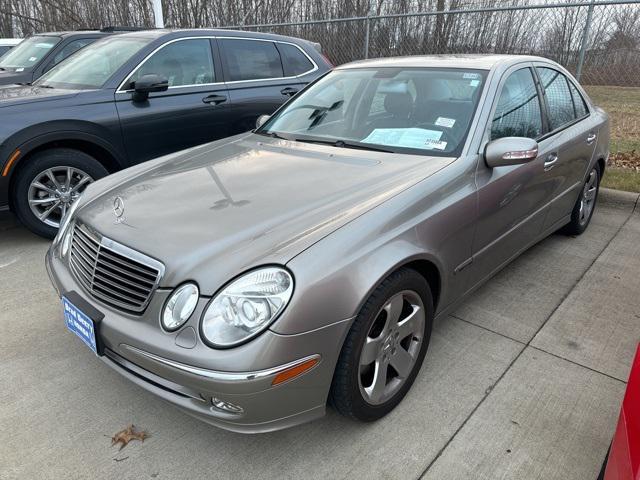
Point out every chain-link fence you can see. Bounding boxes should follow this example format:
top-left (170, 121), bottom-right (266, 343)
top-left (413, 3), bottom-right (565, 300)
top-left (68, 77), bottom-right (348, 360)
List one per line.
top-left (225, 0), bottom-right (640, 87)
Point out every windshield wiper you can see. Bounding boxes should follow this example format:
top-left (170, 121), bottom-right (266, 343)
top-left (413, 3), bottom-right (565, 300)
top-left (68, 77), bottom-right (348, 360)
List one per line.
top-left (36, 84), bottom-right (54, 89)
top-left (255, 130), bottom-right (288, 140)
top-left (293, 138), bottom-right (393, 153)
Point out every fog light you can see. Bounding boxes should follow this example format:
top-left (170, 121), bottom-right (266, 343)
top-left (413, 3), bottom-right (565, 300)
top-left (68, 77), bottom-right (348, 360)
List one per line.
top-left (211, 397), bottom-right (244, 415)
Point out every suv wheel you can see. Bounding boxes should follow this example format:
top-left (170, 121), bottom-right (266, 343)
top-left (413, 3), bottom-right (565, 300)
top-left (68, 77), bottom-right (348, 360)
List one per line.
top-left (329, 268), bottom-right (434, 421)
top-left (12, 148), bottom-right (108, 238)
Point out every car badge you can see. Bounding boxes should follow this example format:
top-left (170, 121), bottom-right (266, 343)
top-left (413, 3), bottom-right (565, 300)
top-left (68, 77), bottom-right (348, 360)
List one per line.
top-left (113, 196), bottom-right (125, 223)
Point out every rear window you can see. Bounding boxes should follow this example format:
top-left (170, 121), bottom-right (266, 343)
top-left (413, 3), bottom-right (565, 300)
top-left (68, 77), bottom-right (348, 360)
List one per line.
top-left (221, 39), bottom-right (283, 81)
top-left (277, 43), bottom-right (314, 76)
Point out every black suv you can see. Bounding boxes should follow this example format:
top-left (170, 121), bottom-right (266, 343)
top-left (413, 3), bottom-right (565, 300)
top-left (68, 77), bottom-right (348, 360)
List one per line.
top-left (0, 28), bottom-right (138, 86)
top-left (0, 29), bottom-right (331, 237)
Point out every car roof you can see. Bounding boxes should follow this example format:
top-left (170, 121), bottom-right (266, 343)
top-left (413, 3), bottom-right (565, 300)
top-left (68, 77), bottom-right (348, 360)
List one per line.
top-left (337, 54), bottom-right (554, 71)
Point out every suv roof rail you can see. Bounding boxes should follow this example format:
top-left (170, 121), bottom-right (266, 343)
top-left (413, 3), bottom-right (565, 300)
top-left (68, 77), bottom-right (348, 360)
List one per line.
top-left (99, 26), bottom-right (152, 33)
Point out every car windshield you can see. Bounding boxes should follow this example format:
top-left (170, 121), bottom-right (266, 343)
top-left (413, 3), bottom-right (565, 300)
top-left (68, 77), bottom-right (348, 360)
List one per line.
top-left (0, 36), bottom-right (59, 69)
top-left (34, 36), bottom-right (150, 90)
top-left (259, 67), bottom-right (487, 157)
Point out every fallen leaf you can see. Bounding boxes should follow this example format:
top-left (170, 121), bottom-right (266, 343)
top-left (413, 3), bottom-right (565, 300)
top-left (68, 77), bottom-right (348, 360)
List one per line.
top-left (111, 424), bottom-right (150, 451)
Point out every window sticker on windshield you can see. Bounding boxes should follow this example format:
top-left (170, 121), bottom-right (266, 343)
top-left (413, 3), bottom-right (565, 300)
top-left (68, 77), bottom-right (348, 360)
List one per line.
top-left (424, 139), bottom-right (448, 150)
top-left (469, 79), bottom-right (480, 87)
top-left (463, 72), bottom-right (481, 80)
top-left (435, 117), bottom-right (456, 128)
top-left (362, 128), bottom-right (442, 150)
top-left (28, 56), bottom-right (37, 62)
top-left (15, 68), bottom-right (24, 72)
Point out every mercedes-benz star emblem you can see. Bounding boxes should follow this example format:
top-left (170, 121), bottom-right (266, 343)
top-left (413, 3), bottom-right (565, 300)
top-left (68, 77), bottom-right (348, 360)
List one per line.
top-left (113, 196), bottom-right (125, 223)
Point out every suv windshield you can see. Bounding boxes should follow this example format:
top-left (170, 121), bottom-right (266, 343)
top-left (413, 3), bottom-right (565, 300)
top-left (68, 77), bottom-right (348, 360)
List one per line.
top-left (259, 67), bottom-right (487, 156)
top-left (34, 36), bottom-right (150, 90)
top-left (0, 36), bottom-right (60, 70)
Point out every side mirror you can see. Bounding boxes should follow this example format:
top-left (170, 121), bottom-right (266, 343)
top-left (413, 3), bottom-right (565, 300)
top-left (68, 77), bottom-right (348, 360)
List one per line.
top-left (132, 74), bottom-right (169, 102)
top-left (484, 137), bottom-right (539, 168)
top-left (255, 114), bottom-right (270, 129)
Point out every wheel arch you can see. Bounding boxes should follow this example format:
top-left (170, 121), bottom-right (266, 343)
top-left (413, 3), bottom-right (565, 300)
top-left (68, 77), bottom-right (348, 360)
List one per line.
top-left (6, 132), bottom-right (126, 208)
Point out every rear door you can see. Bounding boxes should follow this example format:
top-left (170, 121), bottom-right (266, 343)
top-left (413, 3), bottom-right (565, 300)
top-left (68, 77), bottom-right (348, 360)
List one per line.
top-left (534, 65), bottom-right (598, 229)
top-left (116, 37), bottom-right (231, 163)
top-left (218, 38), bottom-right (306, 133)
top-left (468, 65), bottom-right (555, 286)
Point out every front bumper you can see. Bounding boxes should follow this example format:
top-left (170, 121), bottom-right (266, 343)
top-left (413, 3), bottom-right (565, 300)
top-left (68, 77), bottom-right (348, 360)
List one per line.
top-left (46, 247), bottom-right (352, 433)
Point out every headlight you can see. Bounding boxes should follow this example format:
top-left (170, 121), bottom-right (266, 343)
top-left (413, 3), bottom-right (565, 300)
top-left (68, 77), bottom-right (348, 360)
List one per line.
top-left (162, 283), bottom-right (199, 331)
top-left (201, 267), bottom-right (294, 348)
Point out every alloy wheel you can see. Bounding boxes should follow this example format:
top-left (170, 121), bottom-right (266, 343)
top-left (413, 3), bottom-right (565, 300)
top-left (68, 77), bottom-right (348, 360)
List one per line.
top-left (358, 290), bottom-right (425, 405)
top-left (578, 168), bottom-right (598, 227)
top-left (28, 166), bottom-right (93, 228)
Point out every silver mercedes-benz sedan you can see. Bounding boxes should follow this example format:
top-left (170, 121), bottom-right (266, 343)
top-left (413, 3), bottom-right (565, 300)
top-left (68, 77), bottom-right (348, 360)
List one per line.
top-left (46, 55), bottom-right (609, 433)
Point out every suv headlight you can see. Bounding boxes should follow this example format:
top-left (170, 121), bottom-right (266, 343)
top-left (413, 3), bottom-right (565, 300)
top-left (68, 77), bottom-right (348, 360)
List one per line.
top-left (201, 267), bottom-right (294, 348)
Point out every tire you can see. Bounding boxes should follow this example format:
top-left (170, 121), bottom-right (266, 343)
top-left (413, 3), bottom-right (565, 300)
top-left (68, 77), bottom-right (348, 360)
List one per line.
top-left (11, 148), bottom-right (108, 239)
top-left (329, 268), bottom-right (434, 422)
top-left (561, 164), bottom-right (600, 236)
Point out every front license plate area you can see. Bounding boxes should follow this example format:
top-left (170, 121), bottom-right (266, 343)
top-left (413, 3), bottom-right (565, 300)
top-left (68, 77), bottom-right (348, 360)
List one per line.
top-left (62, 291), bottom-right (105, 356)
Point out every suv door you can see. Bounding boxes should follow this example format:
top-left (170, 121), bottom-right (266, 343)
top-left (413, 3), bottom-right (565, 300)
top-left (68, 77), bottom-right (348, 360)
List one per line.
top-left (115, 37), bottom-right (231, 163)
top-left (218, 38), bottom-right (306, 133)
top-left (534, 65), bottom-right (597, 229)
top-left (468, 65), bottom-right (555, 286)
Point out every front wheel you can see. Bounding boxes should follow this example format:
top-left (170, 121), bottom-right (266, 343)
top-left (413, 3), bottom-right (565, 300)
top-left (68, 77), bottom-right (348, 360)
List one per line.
top-left (329, 268), bottom-right (434, 421)
top-left (11, 148), bottom-right (108, 238)
top-left (561, 165), bottom-right (600, 236)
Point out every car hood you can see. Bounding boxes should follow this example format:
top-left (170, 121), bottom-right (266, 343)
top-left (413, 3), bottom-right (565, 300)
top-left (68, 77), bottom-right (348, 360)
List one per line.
top-left (77, 133), bottom-right (455, 293)
top-left (0, 84), bottom-right (80, 107)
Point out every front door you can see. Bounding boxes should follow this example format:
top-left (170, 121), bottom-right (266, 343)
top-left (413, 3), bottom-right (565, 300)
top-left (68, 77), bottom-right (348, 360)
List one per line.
top-left (467, 65), bottom-right (554, 288)
top-left (116, 37), bottom-right (231, 164)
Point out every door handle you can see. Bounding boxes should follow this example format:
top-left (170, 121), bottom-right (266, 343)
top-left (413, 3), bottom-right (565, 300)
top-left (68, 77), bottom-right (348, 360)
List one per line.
top-left (586, 132), bottom-right (597, 145)
top-left (280, 87), bottom-right (299, 97)
top-left (544, 153), bottom-right (558, 172)
top-left (202, 94), bottom-right (227, 105)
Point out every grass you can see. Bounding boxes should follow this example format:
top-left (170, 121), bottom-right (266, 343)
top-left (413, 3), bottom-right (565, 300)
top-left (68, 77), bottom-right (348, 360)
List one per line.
top-left (584, 85), bottom-right (640, 193)
top-left (600, 168), bottom-right (640, 193)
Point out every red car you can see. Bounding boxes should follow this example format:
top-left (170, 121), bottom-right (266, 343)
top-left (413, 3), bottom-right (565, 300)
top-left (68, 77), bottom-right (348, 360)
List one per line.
top-left (602, 344), bottom-right (640, 479)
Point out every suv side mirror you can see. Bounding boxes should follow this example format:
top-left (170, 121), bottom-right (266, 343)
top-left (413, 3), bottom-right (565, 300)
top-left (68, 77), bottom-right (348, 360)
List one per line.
top-left (255, 114), bottom-right (270, 129)
top-left (133, 74), bottom-right (169, 102)
top-left (484, 137), bottom-right (539, 168)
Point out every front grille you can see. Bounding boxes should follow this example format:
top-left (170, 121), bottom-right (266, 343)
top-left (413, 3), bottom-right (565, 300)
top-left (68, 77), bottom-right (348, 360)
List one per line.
top-left (69, 223), bottom-right (164, 314)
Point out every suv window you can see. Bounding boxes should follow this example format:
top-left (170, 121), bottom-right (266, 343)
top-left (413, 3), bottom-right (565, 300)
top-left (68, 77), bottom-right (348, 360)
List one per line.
top-left (491, 68), bottom-right (543, 140)
top-left (567, 80), bottom-right (589, 118)
top-left (126, 39), bottom-right (215, 88)
top-left (222, 39), bottom-right (283, 81)
top-left (0, 46), bottom-right (11, 57)
top-left (277, 43), bottom-right (313, 76)
top-left (536, 67), bottom-right (576, 131)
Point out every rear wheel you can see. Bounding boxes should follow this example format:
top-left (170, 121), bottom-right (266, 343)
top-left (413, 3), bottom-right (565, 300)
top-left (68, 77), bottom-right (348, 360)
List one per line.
top-left (329, 268), bottom-right (434, 421)
top-left (11, 148), bottom-right (108, 238)
top-left (561, 165), bottom-right (600, 236)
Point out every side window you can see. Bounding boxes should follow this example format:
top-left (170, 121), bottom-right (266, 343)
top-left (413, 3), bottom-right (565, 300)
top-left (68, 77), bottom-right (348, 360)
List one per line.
top-left (50, 38), bottom-right (94, 67)
top-left (0, 46), bottom-right (11, 57)
top-left (277, 43), bottom-right (313, 76)
top-left (536, 67), bottom-right (576, 131)
top-left (126, 39), bottom-right (214, 89)
top-left (221, 39), bottom-right (283, 81)
top-left (491, 68), bottom-right (543, 140)
top-left (568, 80), bottom-right (589, 118)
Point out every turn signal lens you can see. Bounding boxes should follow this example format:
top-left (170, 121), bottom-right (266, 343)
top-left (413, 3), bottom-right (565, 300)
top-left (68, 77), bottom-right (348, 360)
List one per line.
top-left (272, 357), bottom-right (319, 386)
